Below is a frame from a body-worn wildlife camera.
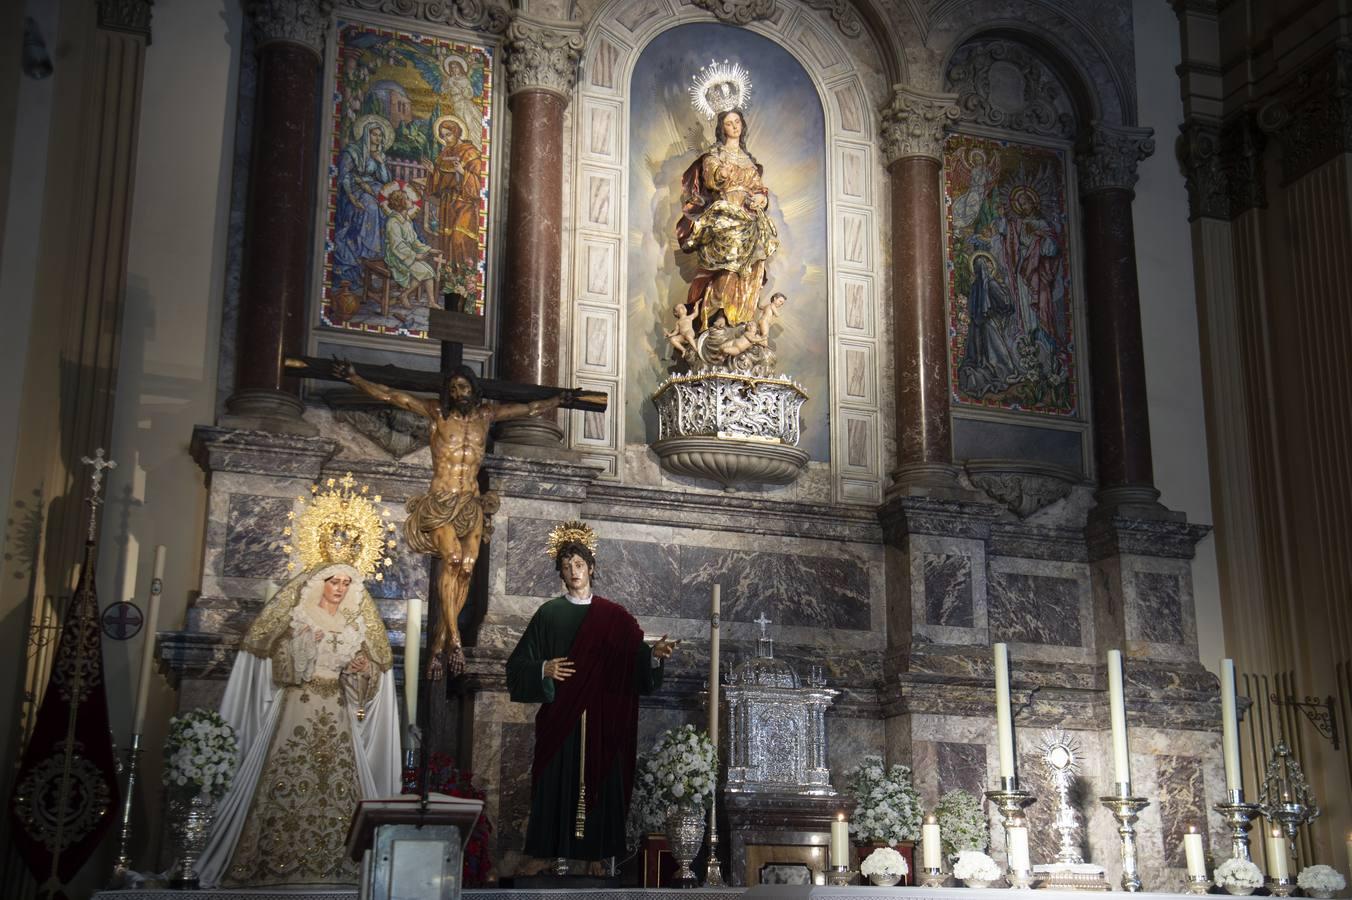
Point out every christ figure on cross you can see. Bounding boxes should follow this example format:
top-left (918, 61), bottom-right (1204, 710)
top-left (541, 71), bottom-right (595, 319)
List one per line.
top-left (334, 359), bottom-right (576, 678)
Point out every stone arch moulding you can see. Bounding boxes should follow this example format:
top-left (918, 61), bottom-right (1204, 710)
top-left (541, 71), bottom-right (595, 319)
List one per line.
top-left (928, 1), bottom-right (1133, 129)
top-left (566, 0), bottom-right (890, 505)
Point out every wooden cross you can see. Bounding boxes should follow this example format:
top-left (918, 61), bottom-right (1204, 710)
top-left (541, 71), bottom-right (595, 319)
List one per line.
top-left (284, 302), bottom-right (607, 414)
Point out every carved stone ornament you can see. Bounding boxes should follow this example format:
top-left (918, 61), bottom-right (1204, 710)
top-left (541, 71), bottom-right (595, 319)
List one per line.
top-left (97, 0), bottom-right (154, 37)
top-left (340, 0), bottom-right (509, 34)
top-left (945, 39), bottom-right (1077, 140)
top-left (1177, 114), bottom-right (1266, 221)
top-left (1075, 122), bottom-right (1155, 194)
top-left (691, 0), bottom-right (775, 26)
top-left (504, 15), bottom-right (584, 100)
top-left (880, 85), bottom-right (961, 164)
top-left (964, 459), bottom-right (1079, 519)
top-left (1257, 47), bottom-right (1352, 185)
top-left (248, 0), bottom-right (335, 56)
top-left (329, 401), bottom-right (430, 458)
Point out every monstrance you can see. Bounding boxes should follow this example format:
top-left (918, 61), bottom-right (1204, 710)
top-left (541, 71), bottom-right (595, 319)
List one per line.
top-left (1031, 729), bottom-right (1107, 891)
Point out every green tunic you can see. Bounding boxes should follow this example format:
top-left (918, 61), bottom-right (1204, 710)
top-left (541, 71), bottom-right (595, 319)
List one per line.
top-left (506, 596), bottom-right (664, 860)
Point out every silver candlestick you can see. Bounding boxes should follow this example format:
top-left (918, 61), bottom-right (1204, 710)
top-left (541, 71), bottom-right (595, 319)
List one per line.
top-left (1214, 788), bottom-right (1261, 861)
top-left (1185, 875), bottom-right (1212, 894)
top-left (703, 802), bottom-right (725, 887)
top-left (985, 776), bottom-right (1037, 879)
top-left (1099, 785), bottom-right (1149, 892)
top-left (109, 733), bottom-right (143, 887)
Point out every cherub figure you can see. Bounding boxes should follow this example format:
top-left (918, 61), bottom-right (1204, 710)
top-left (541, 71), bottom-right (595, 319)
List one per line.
top-left (664, 299), bottom-right (701, 359)
top-left (713, 318), bottom-right (768, 358)
top-left (754, 291), bottom-right (786, 338)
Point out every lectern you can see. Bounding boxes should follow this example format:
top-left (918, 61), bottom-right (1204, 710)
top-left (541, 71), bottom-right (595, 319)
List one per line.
top-left (346, 794), bottom-right (484, 900)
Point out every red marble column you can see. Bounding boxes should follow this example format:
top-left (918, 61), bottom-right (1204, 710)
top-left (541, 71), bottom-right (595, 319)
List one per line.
top-left (225, 4), bottom-right (329, 432)
top-left (880, 87), bottom-right (961, 490)
top-left (1077, 124), bottom-right (1160, 507)
top-left (495, 17), bottom-right (583, 447)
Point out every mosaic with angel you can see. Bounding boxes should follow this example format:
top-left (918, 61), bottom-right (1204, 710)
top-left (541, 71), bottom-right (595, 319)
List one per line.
top-left (945, 133), bottom-right (1078, 416)
top-left (321, 21), bottom-right (493, 339)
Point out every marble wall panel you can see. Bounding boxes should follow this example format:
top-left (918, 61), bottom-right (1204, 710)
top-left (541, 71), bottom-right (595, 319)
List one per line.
top-left (937, 741), bottom-right (987, 796)
top-left (222, 493), bottom-right (291, 577)
top-left (987, 557), bottom-right (1093, 664)
top-left (497, 721), bottom-right (536, 852)
top-left (1155, 754), bottom-right (1208, 868)
top-left (911, 535), bottom-right (988, 646)
top-left (1122, 556), bottom-right (1197, 663)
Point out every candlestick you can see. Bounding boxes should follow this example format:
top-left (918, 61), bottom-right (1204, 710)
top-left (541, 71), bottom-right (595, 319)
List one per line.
top-left (1107, 650), bottom-right (1131, 787)
top-left (1183, 825), bottom-right (1206, 877)
top-left (709, 584), bottom-right (720, 745)
top-left (1185, 875), bottom-right (1212, 895)
top-left (131, 546), bottom-right (165, 735)
top-left (109, 733), bottom-right (143, 887)
top-left (922, 814), bottom-right (942, 869)
top-left (986, 777), bottom-right (1037, 887)
top-left (994, 642), bottom-right (1016, 779)
top-left (830, 813), bottom-right (849, 868)
top-left (1099, 789), bottom-right (1149, 892)
top-left (404, 597), bottom-right (421, 733)
top-left (1214, 791), bottom-right (1261, 862)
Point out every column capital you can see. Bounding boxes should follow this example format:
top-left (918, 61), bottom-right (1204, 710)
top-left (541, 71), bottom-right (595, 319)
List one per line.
top-left (504, 14), bottom-right (584, 101)
top-left (1076, 122), bottom-right (1155, 194)
top-left (97, 0), bottom-right (153, 38)
top-left (247, 0), bottom-right (334, 58)
top-left (1178, 114), bottom-right (1266, 220)
top-left (879, 85), bottom-right (960, 165)
top-left (1257, 46), bottom-right (1352, 184)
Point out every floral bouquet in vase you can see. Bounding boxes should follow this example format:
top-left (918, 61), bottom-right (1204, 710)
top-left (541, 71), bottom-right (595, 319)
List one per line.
top-left (162, 708), bottom-right (238, 800)
top-left (1297, 865), bottom-right (1346, 899)
top-left (844, 754), bottom-right (922, 845)
top-left (935, 788), bottom-right (989, 859)
top-left (639, 725), bottom-right (717, 886)
top-left (1215, 858), bottom-right (1263, 896)
top-left (861, 845), bottom-right (909, 886)
top-left (953, 850), bottom-right (1001, 888)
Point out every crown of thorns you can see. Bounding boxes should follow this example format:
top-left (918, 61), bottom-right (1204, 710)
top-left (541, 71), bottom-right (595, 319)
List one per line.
top-left (545, 520), bottom-right (598, 559)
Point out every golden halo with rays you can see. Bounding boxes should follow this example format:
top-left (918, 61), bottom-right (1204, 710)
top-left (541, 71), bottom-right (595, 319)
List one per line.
top-left (545, 520), bottom-right (598, 560)
top-left (1008, 184), bottom-right (1042, 217)
top-left (282, 473), bottom-right (397, 580)
top-left (433, 114), bottom-right (472, 145)
top-left (351, 113), bottom-right (393, 148)
top-left (688, 59), bottom-right (752, 121)
top-left (970, 250), bottom-right (999, 274)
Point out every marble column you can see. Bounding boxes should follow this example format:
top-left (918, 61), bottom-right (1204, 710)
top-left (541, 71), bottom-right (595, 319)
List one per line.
top-left (223, 0), bottom-right (333, 435)
top-left (495, 15), bottom-right (583, 447)
top-left (879, 86), bottom-right (961, 491)
top-left (1076, 123), bottom-right (1159, 510)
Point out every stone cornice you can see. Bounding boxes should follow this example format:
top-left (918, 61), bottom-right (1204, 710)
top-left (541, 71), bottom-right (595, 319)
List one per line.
top-left (879, 85), bottom-right (960, 165)
top-left (248, 0), bottom-right (335, 57)
top-left (1076, 122), bottom-right (1156, 194)
top-left (340, 0), bottom-right (509, 35)
top-left (503, 14), bottom-right (584, 101)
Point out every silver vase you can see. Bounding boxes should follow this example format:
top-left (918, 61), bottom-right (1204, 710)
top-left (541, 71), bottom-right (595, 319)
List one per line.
top-left (170, 787), bottom-right (217, 888)
top-left (664, 800), bottom-right (706, 888)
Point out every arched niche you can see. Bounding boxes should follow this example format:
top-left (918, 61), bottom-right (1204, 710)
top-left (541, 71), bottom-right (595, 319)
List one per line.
top-left (565, 0), bottom-right (892, 504)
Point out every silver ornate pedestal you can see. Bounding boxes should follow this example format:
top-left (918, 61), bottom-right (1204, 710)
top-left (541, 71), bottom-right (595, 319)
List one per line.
top-left (169, 788), bottom-right (217, 889)
top-left (652, 372), bottom-right (809, 489)
top-left (1214, 789), bottom-right (1262, 861)
top-left (1099, 787), bottom-right (1149, 893)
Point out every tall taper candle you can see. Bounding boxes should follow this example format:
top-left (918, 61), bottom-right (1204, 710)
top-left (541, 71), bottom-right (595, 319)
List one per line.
top-left (709, 584), bottom-right (721, 746)
top-left (994, 642), bottom-right (1016, 779)
top-left (923, 814), bottom-right (942, 869)
top-left (1344, 832), bottom-right (1351, 880)
top-left (121, 533), bottom-right (140, 603)
top-left (405, 598), bottom-right (421, 726)
top-left (1220, 659), bottom-right (1242, 793)
top-left (131, 545), bottom-right (165, 735)
top-left (1107, 649), bottom-right (1131, 787)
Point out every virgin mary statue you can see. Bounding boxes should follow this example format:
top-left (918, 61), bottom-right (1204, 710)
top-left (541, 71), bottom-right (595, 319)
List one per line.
top-left (198, 479), bottom-right (402, 887)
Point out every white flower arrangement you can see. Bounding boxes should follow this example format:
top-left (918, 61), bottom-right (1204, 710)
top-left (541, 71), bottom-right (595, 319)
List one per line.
top-left (860, 846), bottom-right (909, 879)
top-left (1297, 865), bottom-right (1346, 894)
top-left (935, 789), bottom-right (989, 857)
top-left (843, 755), bottom-right (923, 845)
top-left (1214, 858), bottom-right (1263, 890)
top-left (162, 708), bottom-right (239, 800)
top-left (626, 725), bottom-right (717, 849)
top-left (953, 849), bottom-right (1001, 883)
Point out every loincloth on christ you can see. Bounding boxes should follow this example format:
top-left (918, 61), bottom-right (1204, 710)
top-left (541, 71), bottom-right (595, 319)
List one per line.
top-left (403, 489), bottom-right (500, 555)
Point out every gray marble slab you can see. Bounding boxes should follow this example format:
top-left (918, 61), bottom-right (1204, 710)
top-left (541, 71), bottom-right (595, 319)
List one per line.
top-left (936, 741), bottom-right (987, 796)
top-left (1155, 753), bottom-right (1208, 868)
top-left (989, 572), bottom-right (1082, 647)
top-left (223, 493), bottom-right (291, 577)
top-left (923, 553), bottom-right (973, 627)
top-left (1131, 571), bottom-right (1183, 644)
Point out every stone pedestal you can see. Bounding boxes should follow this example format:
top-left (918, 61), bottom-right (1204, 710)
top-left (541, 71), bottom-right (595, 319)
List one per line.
top-left (723, 792), bottom-right (846, 887)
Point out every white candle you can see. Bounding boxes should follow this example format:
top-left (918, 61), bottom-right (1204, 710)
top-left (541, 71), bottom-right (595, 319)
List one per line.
top-left (1183, 825), bottom-right (1206, 878)
top-left (923, 815), bottom-right (942, 869)
top-left (1267, 828), bottom-right (1288, 879)
top-left (994, 642), bottom-right (1016, 779)
top-left (131, 545), bottom-right (165, 735)
top-left (830, 813), bottom-right (849, 868)
top-left (709, 584), bottom-right (720, 747)
top-left (121, 533), bottom-right (140, 602)
top-left (1107, 649), bottom-right (1131, 787)
top-left (1008, 824), bottom-right (1030, 871)
top-left (1344, 832), bottom-right (1351, 881)
top-left (1220, 658), bottom-right (1242, 793)
top-left (404, 598), bottom-right (421, 728)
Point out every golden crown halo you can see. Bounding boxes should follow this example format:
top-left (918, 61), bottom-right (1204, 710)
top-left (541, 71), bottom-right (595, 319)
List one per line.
top-left (545, 520), bottom-right (598, 560)
top-left (282, 473), bottom-right (398, 580)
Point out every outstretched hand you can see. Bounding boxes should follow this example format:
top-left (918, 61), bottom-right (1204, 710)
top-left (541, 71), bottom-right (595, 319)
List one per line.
top-left (332, 356), bottom-right (357, 382)
top-left (544, 657), bottom-right (574, 682)
top-left (652, 634), bottom-right (680, 660)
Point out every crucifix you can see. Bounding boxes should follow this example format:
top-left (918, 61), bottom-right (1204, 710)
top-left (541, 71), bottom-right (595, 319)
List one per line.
top-left (285, 303), bottom-right (607, 683)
